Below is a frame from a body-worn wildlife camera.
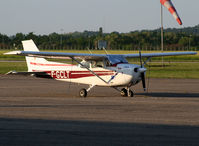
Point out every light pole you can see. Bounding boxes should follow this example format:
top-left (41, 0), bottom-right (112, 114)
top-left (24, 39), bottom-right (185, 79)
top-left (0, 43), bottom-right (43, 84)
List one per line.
top-left (60, 29), bottom-right (64, 50)
top-left (189, 35), bottom-right (191, 51)
top-left (161, 4), bottom-right (164, 67)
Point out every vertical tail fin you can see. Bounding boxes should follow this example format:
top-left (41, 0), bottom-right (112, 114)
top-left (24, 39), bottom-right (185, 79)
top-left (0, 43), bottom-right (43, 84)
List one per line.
top-left (22, 40), bottom-right (48, 72)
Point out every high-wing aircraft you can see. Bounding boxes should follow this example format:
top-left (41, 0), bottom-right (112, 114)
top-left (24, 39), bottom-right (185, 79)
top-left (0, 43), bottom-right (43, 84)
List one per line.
top-left (5, 40), bottom-right (197, 97)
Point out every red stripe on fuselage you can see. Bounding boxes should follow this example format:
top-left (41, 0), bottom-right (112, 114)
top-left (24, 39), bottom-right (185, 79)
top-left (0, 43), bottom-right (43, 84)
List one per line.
top-left (43, 70), bottom-right (114, 79)
top-left (30, 62), bottom-right (74, 67)
top-left (70, 71), bottom-right (114, 79)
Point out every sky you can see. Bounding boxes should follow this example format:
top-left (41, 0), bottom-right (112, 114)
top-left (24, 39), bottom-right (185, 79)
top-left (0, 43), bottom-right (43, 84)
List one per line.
top-left (0, 0), bottom-right (198, 35)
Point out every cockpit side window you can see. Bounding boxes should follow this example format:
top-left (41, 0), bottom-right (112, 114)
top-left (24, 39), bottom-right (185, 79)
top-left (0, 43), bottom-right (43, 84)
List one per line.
top-left (105, 59), bottom-right (111, 67)
top-left (79, 60), bottom-right (91, 68)
top-left (91, 60), bottom-right (104, 68)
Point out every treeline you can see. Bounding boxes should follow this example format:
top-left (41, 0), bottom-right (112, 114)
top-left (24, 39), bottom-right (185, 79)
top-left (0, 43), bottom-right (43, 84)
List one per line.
top-left (0, 25), bottom-right (199, 51)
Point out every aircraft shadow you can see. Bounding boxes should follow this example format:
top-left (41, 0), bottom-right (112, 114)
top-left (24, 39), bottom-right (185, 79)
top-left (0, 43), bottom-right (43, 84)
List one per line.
top-left (0, 118), bottom-right (199, 146)
top-left (136, 92), bottom-right (199, 98)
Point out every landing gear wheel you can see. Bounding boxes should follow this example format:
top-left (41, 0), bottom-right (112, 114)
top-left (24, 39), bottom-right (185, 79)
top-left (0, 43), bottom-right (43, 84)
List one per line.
top-left (121, 88), bottom-right (128, 97)
top-left (128, 90), bottom-right (134, 97)
top-left (79, 88), bottom-right (87, 98)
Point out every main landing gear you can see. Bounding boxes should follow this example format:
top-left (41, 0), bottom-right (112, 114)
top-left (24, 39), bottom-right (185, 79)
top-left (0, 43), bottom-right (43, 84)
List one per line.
top-left (79, 88), bottom-right (87, 97)
top-left (79, 85), bottom-right (95, 98)
top-left (79, 85), bottom-right (134, 98)
top-left (120, 88), bottom-right (134, 97)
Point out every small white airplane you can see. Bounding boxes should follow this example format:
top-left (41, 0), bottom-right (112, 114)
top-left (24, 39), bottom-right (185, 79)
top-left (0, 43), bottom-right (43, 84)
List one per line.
top-left (5, 40), bottom-right (197, 97)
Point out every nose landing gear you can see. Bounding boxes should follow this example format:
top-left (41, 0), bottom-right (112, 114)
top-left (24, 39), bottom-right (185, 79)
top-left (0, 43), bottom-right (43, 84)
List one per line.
top-left (120, 88), bottom-right (134, 97)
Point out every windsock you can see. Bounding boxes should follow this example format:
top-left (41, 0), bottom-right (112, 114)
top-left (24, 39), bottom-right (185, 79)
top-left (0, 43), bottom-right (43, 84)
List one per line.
top-left (160, 0), bottom-right (182, 25)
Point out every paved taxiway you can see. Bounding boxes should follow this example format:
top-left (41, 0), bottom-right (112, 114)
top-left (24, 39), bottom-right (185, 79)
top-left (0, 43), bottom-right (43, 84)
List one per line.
top-left (0, 75), bottom-right (199, 146)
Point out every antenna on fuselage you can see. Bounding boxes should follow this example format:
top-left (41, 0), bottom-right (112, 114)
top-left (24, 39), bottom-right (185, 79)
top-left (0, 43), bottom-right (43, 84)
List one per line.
top-left (87, 47), bottom-right (93, 54)
top-left (103, 47), bottom-right (109, 55)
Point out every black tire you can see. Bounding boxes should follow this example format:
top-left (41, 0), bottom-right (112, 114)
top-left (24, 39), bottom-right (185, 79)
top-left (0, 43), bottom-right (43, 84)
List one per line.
top-left (121, 88), bottom-right (128, 97)
top-left (79, 88), bottom-right (87, 97)
top-left (129, 90), bottom-right (134, 97)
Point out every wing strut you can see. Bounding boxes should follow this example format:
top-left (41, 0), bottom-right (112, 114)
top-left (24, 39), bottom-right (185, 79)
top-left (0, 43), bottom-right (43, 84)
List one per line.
top-left (71, 57), bottom-right (109, 84)
top-left (143, 57), bottom-right (152, 66)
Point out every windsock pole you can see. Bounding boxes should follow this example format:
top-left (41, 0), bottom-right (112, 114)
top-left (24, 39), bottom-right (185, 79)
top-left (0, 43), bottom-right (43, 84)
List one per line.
top-left (160, 0), bottom-right (183, 66)
top-left (161, 4), bottom-right (164, 67)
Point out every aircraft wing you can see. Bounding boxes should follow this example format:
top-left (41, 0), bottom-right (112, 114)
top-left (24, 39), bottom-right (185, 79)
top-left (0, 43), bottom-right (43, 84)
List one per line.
top-left (4, 51), bottom-right (197, 61)
top-left (4, 51), bottom-right (107, 60)
top-left (123, 52), bottom-right (197, 58)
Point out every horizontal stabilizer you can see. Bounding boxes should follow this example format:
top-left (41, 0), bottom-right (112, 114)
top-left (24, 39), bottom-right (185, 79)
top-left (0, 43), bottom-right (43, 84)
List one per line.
top-left (5, 71), bottom-right (52, 78)
top-left (4, 51), bottom-right (22, 55)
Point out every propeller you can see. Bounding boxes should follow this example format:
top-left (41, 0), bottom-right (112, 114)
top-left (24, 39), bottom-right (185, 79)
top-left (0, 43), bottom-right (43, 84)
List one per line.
top-left (139, 49), bottom-right (146, 91)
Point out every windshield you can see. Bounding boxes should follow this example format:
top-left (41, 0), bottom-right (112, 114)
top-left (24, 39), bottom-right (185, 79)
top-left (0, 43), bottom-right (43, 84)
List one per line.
top-left (107, 55), bottom-right (128, 64)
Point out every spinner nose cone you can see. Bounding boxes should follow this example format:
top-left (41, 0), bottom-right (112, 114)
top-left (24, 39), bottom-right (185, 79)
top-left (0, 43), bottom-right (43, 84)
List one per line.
top-left (138, 67), bottom-right (147, 73)
top-left (133, 67), bottom-right (147, 74)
